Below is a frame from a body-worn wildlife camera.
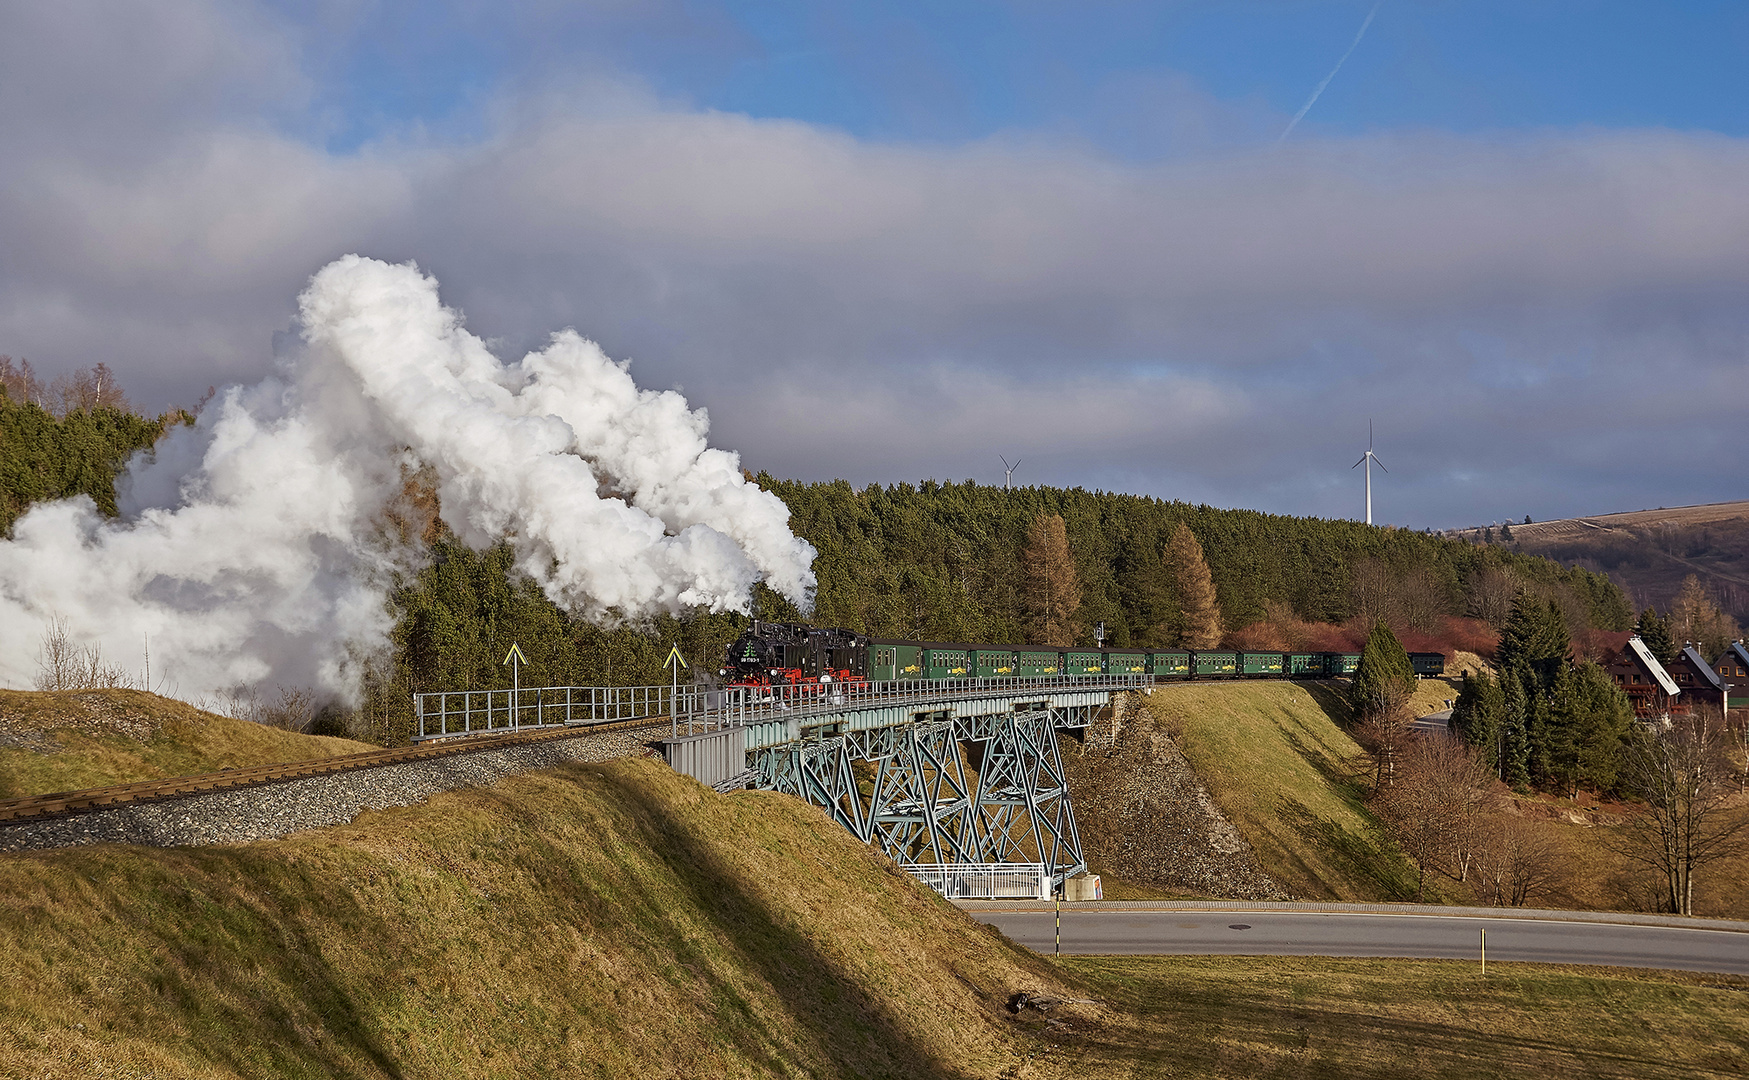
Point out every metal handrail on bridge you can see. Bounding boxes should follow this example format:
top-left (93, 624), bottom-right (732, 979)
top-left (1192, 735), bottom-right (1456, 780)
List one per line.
top-left (411, 673), bottom-right (1152, 742)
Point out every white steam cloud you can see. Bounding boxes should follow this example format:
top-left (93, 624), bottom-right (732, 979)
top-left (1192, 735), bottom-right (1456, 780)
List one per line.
top-left (0, 256), bottom-right (816, 701)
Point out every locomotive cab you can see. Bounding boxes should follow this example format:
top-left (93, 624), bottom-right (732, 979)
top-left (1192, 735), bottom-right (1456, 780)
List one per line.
top-left (720, 622), bottom-right (871, 688)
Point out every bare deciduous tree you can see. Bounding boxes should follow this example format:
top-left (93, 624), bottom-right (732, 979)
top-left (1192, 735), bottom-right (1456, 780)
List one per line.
top-left (0, 355), bottom-right (45, 405)
top-left (1668, 575), bottom-right (1741, 659)
top-left (1475, 815), bottom-right (1567, 907)
top-left (1465, 565), bottom-right (1522, 629)
top-left (46, 362), bottom-right (130, 416)
top-left (262, 686), bottom-right (317, 732)
top-left (1611, 707), bottom-right (1749, 916)
top-left (33, 617), bottom-right (132, 691)
top-left (1351, 684), bottom-right (1413, 793)
top-left (1372, 734), bottom-right (1497, 900)
top-left (1349, 558), bottom-right (1448, 635)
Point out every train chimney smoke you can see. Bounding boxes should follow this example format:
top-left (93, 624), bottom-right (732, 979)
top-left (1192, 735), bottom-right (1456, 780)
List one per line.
top-left (0, 256), bottom-right (816, 705)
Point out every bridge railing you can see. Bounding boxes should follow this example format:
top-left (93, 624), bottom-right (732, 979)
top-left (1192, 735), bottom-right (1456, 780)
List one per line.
top-left (412, 684), bottom-right (685, 740)
top-left (412, 672), bottom-right (1153, 741)
top-left (906, 862), bottom-right (1050, 901)
top-left (707, 672), bottom-right (1152, 729)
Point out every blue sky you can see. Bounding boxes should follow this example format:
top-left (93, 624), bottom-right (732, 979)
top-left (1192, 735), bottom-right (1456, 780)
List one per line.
top-left (3, 1), bottom-right (1748, 531)
top-left (306, 1), bottom-right (1749, 149)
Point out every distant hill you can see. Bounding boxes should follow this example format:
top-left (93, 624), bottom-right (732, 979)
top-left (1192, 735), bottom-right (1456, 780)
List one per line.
top-left (1451, 500), bottom-right (1749, 623)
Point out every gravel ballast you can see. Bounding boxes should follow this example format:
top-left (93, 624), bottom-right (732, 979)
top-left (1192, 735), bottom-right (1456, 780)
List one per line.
top-left (0, 723), bottom-right (667, 853)
top-left (1065, 694), bottom-right (1291, 901)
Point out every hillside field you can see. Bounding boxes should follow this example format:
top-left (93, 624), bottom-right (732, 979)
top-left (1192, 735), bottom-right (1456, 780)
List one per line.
top-left (1456, 500), bottom-right (1749, 622)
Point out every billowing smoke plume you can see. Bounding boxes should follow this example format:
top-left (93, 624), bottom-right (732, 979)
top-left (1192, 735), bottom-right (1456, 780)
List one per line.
top-left (0, 256), bottom-right (815, 702)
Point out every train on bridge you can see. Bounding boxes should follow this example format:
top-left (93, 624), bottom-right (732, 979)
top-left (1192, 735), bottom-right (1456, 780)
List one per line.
top-left (719, 621), bottom-right (1444, 689)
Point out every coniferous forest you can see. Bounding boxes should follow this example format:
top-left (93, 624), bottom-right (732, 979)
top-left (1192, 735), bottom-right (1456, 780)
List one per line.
top-left (3, 378), bottom-right (1639, 764)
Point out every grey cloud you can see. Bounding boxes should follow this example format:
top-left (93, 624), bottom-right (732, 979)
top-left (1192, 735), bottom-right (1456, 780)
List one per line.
top-left (1, 6), bottom-right (1745, 528)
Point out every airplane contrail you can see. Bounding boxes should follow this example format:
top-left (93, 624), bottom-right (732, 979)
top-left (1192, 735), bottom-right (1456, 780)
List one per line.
top-left (1279, 1), bottom-right (1382, 143)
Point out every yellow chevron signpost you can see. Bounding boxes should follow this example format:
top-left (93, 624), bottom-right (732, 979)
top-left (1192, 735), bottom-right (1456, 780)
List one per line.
top-left (503, 643), bottom-right (529, 727)
top-left (666, 644), bottom-right (687, 736)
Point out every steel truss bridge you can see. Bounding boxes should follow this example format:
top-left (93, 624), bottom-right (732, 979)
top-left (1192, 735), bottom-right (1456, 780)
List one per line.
top-left (412, 674), bottom-right (1153, 887)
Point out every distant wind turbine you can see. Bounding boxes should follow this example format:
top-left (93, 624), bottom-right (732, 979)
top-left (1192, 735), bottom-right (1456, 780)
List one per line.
top-left (1000, 455), bottom-right (1022, 491)
top-left (1352, 422), bottom-right (1387, 525)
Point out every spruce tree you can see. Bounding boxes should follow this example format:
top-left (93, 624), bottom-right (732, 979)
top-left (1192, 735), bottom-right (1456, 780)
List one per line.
top-left (1551, 661), bottom-right (1634, 795)
top-left (1350, 620), bottom-right (1416, 722)
top-left (1451, 669), bottom-right (1505, 771)
top-left (1500, 663), bottom-right (1533, 789)
top-left (1635, 608), bottom-right (1677, 665)
top-left (1497, 593), bottom-right (1570, 695)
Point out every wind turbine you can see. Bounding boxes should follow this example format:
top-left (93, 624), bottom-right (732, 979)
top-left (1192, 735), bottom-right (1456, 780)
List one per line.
top-left (1351, 422), bottom-right (1387, 525)
top-left (1000, 455), bottom-right (1022, 491)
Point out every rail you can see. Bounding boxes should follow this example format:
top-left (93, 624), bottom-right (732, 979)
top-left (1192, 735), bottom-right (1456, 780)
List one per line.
top-left (0, 719), bottom-right (667, 826)
top-left (412, 673), bottom-right (1154, 741)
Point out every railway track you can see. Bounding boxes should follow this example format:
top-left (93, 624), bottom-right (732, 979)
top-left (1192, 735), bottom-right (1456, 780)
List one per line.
top-left (0, 716), bottom-right (668, 827)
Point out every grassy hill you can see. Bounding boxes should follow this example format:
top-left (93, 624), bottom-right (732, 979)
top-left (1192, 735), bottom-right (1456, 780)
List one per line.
top-left (2, 755), bottom-right (1746, 1077)
top-left (0, 690), bottom-right (375, 799)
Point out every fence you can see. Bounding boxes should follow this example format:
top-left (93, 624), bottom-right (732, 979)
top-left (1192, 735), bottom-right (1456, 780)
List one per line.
top-left (905, 863), bottom-right (1051, 901)
top-left (411, 673), bottom-right (1151, 742)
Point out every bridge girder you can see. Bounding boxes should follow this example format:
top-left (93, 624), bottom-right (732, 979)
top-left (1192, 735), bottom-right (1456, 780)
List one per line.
top-left (753, 706), bottom-right (1086, 885)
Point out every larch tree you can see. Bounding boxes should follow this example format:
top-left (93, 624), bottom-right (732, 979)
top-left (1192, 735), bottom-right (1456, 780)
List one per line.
top-left (1668, 575), bottom-right (1742, 659)
top-left (1022, 512), bottom-right (1081, 646)
top-left (1162, 522), bottom-right (1222, 649)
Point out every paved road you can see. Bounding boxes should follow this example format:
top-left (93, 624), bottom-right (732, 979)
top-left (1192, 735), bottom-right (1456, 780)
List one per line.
top-left (973, 907), bottom-right (1749, 975)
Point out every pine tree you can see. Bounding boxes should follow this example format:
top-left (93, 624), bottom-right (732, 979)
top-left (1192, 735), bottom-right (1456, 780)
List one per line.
top-left (1163, 522), bottom-right (1222, 649)
top-left (1635, 607), bottom-right (1677, 665)
top-left (1022, 512), bottom-right (1081, 646)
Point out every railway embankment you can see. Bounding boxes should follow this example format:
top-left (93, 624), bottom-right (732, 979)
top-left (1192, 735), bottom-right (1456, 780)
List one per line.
top-left (1070, 681), bottom-right (1428, 904)
top-left (0, 722), bottom-right (665, 853)
top-left (0, 689), bottom-right (374, 798)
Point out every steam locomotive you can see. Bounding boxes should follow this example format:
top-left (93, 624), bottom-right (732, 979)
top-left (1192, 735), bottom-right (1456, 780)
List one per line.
top-left (718, 621), bottom-right (1444, 688)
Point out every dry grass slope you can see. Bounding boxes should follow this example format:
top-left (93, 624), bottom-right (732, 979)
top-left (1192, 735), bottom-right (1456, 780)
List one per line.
top-left (0, 757), bottom-right (1074, 1079)
top-left (1140, 681), bottom-right (1430, 902)
top-left (0, 690), bottom-right (374, 799)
